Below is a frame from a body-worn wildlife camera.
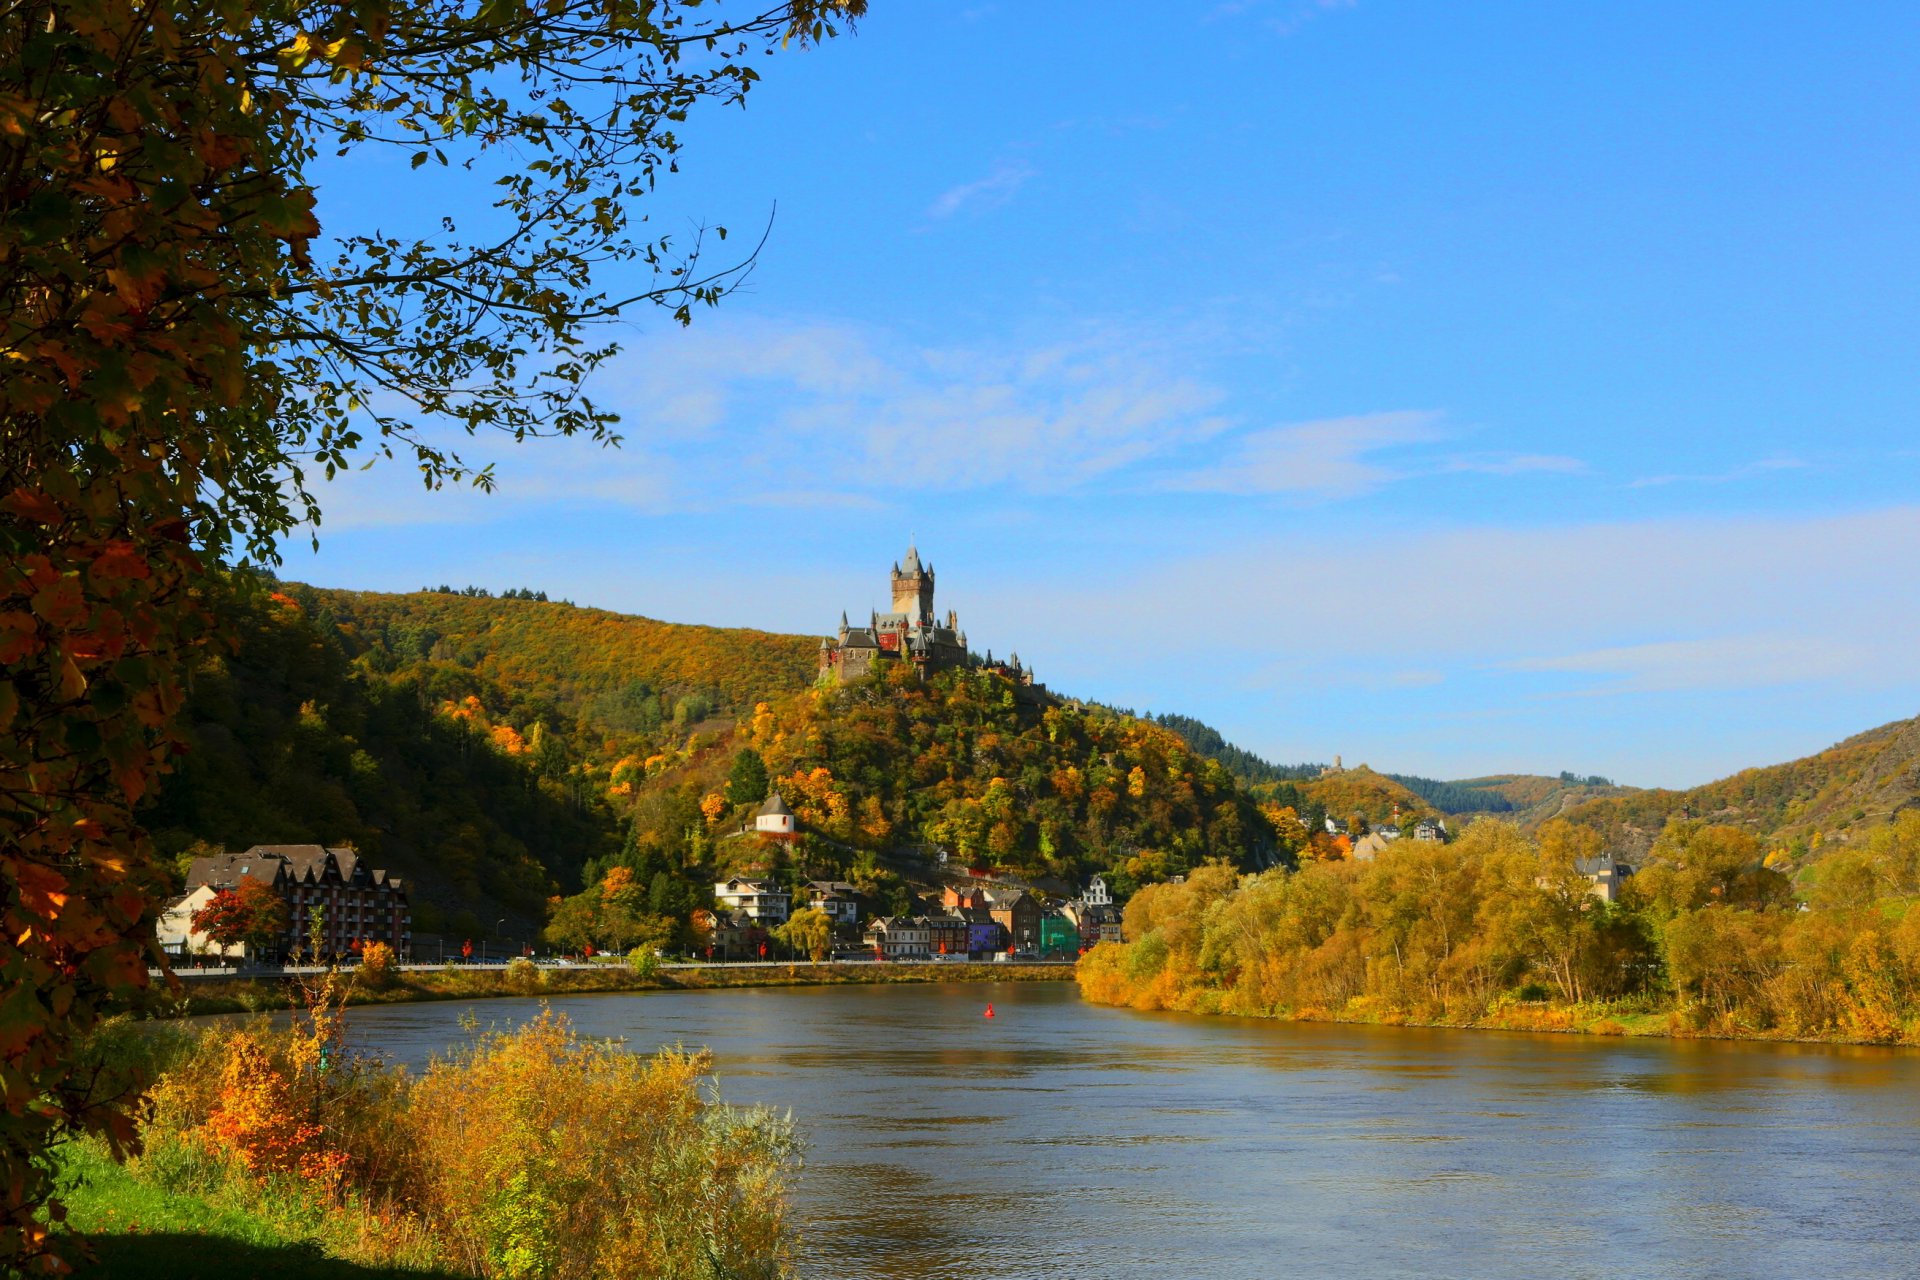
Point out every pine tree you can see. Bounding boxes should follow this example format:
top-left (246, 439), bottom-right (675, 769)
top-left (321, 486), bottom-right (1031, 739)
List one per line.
top-left (725, 749), bottom-right (771, 807)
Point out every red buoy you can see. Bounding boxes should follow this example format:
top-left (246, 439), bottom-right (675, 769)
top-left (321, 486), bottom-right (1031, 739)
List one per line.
top-left (984, 1003), bottom-right (995, 1018)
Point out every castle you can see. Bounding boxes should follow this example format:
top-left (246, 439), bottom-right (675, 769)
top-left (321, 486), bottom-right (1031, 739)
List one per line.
top-left (818, 547), bottom-right (1034, 686)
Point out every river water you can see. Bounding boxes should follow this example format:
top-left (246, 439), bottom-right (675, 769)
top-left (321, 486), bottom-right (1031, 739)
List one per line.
top-left (340, 981), bottom-right (1920, 1280)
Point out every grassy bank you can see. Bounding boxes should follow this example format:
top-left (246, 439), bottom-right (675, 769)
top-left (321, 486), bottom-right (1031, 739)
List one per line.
top-left (54, 1139), bottom-right (460, 1279)
top-left (52, 1002), bottom-right (803, 1278)
top-left (136, 961), bottom-right (1075, 1018)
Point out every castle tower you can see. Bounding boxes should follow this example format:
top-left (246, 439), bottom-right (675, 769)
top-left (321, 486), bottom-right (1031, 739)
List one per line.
top-left (890, 544), bottom-right (934, 624)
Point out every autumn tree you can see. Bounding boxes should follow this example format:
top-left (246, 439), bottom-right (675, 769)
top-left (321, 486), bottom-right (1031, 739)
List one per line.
top-left (0, 0), bottom-right (865, 1266)
top-left (775, 907), bottom-right (833, 962)
top-left (189, 878), bottom-right (292, 959)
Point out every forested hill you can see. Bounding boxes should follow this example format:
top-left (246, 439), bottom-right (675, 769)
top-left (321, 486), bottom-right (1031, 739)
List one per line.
top-left (599, 665), bottom-right (1276, 925)
top-left (1135, 712), bottom-right (1625, 823)
top-left (145, 578), bottom-right (820, 939)
top-left (149, 577), bottom-right (1277, 941)
top-left (1146, 713), bottom-right (1323, 785)
top-left (310, 583), bottom-right (820, 725)
top-left (1560, 713), bottom-right (1920, 860)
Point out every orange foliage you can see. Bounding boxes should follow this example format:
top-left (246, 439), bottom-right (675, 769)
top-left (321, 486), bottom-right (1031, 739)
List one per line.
top-left (203, 1031), bottom-right (347, 1187)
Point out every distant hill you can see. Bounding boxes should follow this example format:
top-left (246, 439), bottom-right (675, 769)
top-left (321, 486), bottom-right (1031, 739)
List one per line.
top-left (1561, 714), bottom-right (1920, 860)
top-left (1387, 771), bottom-right (1631, 819)
top-left (1146, 712), bottom-right (1324, 785)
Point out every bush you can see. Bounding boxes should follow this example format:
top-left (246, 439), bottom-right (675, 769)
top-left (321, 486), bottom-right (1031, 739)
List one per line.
top-left (505, 955), bottom-right (543, 994)
top-left (405, 1010), bottom-right (799, 1279)
top-left (627, 947), bottom-right (659, 979)
top-left (112, 1006), bottom-right (800, 1278)
top-left (357, 941), bottom-right (397, 990)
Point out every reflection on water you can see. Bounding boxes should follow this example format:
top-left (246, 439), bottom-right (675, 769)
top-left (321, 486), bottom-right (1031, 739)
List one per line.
top-left (337, 982), bottom-right (1920, 1280)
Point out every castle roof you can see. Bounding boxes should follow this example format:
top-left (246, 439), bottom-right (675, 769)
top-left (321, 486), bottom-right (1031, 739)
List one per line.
top-left (840, 628), bottom-right (878, 649)
top-left (900, 544), bottom-right (924, 575)
top-left (757, 793), bottom-right (793, 818)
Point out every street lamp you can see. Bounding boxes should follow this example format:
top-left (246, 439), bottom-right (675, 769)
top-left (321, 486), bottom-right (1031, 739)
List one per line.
top-left (496, 918), bottom-right (507, 964)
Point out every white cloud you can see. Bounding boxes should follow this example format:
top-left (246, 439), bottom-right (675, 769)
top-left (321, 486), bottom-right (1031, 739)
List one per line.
top-left (1510, 634), bottom-right (1879, 694)
top-left (925, 162), bottom-right (1034, 220)
top-left (972, 505), bottom-right (1920, 700)
top-left (1442, 452), bottom-right (1587, 477)
top-left (1629, 454), bottom-right (1807, 488)
top-left (1159, 411), bottom-right (1442, 497)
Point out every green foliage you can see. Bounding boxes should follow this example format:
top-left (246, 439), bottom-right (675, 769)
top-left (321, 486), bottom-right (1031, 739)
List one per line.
top-left (1386, 774), bottom-right (1518, 814)
top-left (146, 582), bottom-right (618, 918)
top-left (726, 748), bottom-right (772, 807)
top-left (774, 908), bottom-right (833, 962)
top-left (1083, 813), bottom-right (1920, 1044)
top-left (746, 667), bottom-right (1272, 884)
top-left (1148, 713), bottom-right (1323, 784)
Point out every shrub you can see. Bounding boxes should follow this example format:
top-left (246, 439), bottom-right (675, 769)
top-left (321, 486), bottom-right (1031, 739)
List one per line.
top-left (405, 1010), bottom-right (799, 1279)
top-left (120, 1006), bottom-right (800, 1277)
top-left (627, 947), bottom-right (659, 979)
top-left (357, 941), bottom-right (397, 990)
top-left (505, 955), bottom-right (543, 994)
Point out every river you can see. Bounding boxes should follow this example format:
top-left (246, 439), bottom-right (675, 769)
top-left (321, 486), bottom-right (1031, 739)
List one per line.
top-left (340, 981), bottom-right (1920, 1279)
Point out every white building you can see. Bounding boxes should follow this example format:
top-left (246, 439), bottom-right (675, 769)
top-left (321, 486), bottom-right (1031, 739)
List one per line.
top-left (1085, 874), bottom-right (1112, 907)
top-left (864, 916), bottom-right (931, 960)
top-left (155, 885), bottom-right (245, 960)
top-left (754, 793), bottom-right (797, 837)
top-left (714, 877), bottom-right (791, 924)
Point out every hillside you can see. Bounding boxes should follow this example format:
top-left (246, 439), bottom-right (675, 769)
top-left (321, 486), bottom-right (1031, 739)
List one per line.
top-left (1561, 713), bottom-right (1920, 860)
top-left (310, 583), bottom-right (820, 733)
top-left (151, 576), bottom-right (1281, 945)
top-left (148, 577), bottom-right (822, 938)
top-left (146, 582), bottom-right (620, 940)
top-left (594, 665), bottom-right (1278, 912)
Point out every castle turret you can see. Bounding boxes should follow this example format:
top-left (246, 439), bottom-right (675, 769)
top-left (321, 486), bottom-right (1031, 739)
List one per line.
top-left (890, 543), bottom-right (934, 624)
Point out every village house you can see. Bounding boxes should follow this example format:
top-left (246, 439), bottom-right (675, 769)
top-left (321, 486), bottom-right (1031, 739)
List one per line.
top-left (1350, 831), bottom-right (1394, 862)
top-left (183, 844), bottom-right (410, 960)
top-left (924, 914), bottom-right (969, 957)
top-left (804, 880), bottom-right (861, 931)
top-left (982, 888), bottom-right (1041, 953)
top-left (1039, 911), bottom-right (1081, 957)
top-left (1574, 855), bottom-right (1634, 904)
top-left (1413, 818), bottom-right (1447, 842)
top-left (702, 909), bottom-right (768, 961)
top-left (714, 877), bottom-right (791, 924)
top-left (865, 916), bottom-right (932, 960)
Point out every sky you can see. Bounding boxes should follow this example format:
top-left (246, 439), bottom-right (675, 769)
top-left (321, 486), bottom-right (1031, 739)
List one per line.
top-left (283, 1), bottom-right (1920, 789)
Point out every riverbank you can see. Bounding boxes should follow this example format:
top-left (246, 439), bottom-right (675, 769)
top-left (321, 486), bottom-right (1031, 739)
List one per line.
top-left (1075, 957), bottom-right (1916, 1047)
top-left (133, 960), bottom-right (1076, 1018)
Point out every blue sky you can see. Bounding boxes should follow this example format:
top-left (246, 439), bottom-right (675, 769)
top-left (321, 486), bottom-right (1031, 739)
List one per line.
top-left (286, 1), bottom-right (1920, 788)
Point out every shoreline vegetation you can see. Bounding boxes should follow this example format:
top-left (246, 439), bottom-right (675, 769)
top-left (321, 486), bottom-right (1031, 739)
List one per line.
top-left (61, 961), bottom-right (1066, 1277)
top-left (131, 960), bottom-right (1077, 1019)
top-left (1075, 815), bottom-right (1920, 1050)
top-left (57, 972), bottom-right (827, 1279)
